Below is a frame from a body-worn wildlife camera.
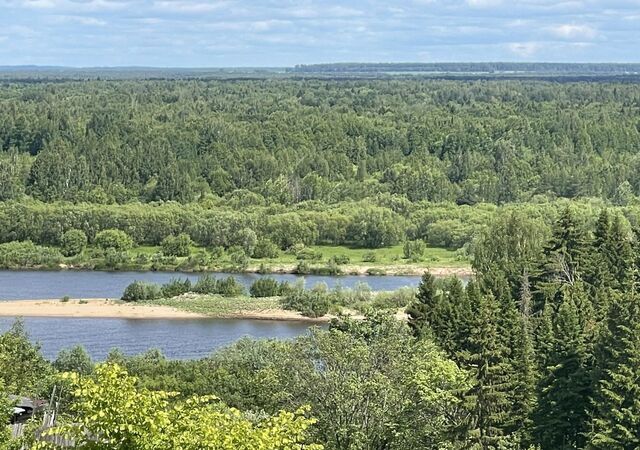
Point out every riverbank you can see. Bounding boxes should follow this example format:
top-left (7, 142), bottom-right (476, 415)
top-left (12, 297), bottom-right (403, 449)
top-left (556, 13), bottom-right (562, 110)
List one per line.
top-left (0, 298), bottom-right (331, 323)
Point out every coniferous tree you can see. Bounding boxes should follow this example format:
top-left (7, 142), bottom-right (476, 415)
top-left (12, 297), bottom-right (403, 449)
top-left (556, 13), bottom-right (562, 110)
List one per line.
top-left (461, 293), bottom-right (514, 449)
top-left (406, 272), bottom-right (440, 338)
top-left (508, 273), bottom-right (537, 443)
top-left (534, 294), bottom-right (592, 450)
top-left (588, 294), bottom-right (640, 449)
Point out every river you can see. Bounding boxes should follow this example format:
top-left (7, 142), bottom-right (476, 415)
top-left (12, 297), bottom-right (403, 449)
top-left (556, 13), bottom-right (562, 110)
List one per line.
top-left (0, 270), bottom-right (465, 360)
top-left (0, 270), bottom-right (429, 301)
top-left (0, 316), bottom-right (315, 360)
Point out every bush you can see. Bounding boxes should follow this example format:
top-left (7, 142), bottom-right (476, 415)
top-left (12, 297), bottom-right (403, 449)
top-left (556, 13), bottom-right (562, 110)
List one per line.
top-left (361, 252), bottom-right (377, 263)
top-left (228, 248), bottom-right (249, 271)
top-left (296, 247), bottom-right (323, 261)
top-left (403, 239), bottom-right (426, 261)
top-left (250, 278), bottom-right (291, 297)
top-left (0, 241), bottom-right (62, 268)
top-left (329, 254), bottom-right (350, 265)
top-left (161, 278), bottom-right (192, 298)
top-left (294, 260), bottom-right (311, 275)
top-left (193, 275), bottom-right (245, 297)
top-left (95, 229), bottom-right (134, 251)
top-left (280, 287), bottom-right (330, 318)
top-left (122, 281), bottom-right (162, 302)
top-left (60, 229), bottom-right (88, 257)
top-left (236, 228), bottom-right (257, 256)
top-left (215, 276), bottom-right (245, 296)
top-left (161, 233), bottom-right (193, 257)
top-left (252, 238), bottom-right (279, 259)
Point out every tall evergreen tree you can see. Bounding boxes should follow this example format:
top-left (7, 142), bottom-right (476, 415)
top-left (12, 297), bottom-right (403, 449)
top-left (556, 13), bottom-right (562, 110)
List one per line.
top-left (534, 294), bottom-right (592, 450)
top-left (508, 273), bottom-right (538, 443)
top-left (461, 293), bottom-right (514, 449)
top-left (406, 272), bottom-right (440, 338)
top-left (588, 294), bottom-right (640, 449)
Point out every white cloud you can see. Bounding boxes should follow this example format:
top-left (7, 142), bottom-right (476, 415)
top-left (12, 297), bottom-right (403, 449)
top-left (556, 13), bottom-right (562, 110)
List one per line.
top-left (466, 0), bottom-right (503, 7)
top-left (507, 41), bottom-right (542, 57)
top-left (549, 23), bottom-right (597, 39)
top-left (152, 1), bottom-right (228, 13)
top-left (53, 15), bottom-right (107, 25)
top-left (16, 0), bottom-right (129, 10)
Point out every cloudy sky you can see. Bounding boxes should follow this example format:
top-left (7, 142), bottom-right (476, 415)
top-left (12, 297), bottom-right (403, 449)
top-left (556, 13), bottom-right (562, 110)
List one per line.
top-left (0, 0), bottom-right (639, 67)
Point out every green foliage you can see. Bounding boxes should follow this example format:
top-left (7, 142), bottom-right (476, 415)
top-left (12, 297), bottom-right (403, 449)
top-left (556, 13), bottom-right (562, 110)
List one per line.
top-left (0, 241), bottom-right (62, 269)
top-left (60, 229), bottom-right (87, 257)
top-left (0, 320), bottom-right (53, 397)
top-left (53, 345), bottom-right (94, 375)
top-left (403, 239), bottom-right (426, 261)
top-left (94, 229), bottom-right (134, 251)
top-left (249, 278), bottom-right (290, 298)
top-left (161, 278), bottom-right (192, 298)
top-left (121, 281), bottom-right (162, 302)
top-left (252, 238), bottom-right (280, 259)
top-left (35, 364), bottom-right (322, 450)
top-left (160, 233), bottom-right (193, 257)
top-left (280, 286), bottom-right (330, 318)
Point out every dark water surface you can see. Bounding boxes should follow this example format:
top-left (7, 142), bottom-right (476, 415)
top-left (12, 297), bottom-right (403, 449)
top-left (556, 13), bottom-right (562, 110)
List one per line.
top-left (0, 270), bottom-right (426, 300)
top-left (0, 316), bottom-right (314, 360)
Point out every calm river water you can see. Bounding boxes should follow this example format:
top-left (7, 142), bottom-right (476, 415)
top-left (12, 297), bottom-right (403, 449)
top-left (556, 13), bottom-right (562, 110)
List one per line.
top-left (0, 270), bottom-right (426, 300)
top-left (0, 270), bottom-right (465, 360)
top-left (0, 316), bottom-right (315, 360)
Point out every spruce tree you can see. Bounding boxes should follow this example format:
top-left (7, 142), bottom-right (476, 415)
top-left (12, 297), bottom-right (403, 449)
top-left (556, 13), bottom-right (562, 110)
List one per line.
top-left (588, 294), bottom-right (640, 449)
top-left (508, 273), bottom-right (538, 442)
top-left (534, 294), bottom-right (592, 450)
top-left (406, 272), bottom-right (440, 338)
top-left (608, 214), bottom-right (633, 291)
top-left (462, 293), bottom-right (514, 449)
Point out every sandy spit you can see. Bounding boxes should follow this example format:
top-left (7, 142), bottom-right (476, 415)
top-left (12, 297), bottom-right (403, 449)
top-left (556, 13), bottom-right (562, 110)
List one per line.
top-left (0, 299), bottom-right (208, 320)
top-left (0, 299), bottom-right (330, 322)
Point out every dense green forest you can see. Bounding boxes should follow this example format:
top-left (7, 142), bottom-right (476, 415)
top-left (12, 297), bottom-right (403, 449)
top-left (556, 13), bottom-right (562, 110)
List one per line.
top-left (2, 78), bottom-right (640, 269)
top-left (2, 76), bottom-right (640, 448)
top-left (3, 206), bottom-right (640, 449)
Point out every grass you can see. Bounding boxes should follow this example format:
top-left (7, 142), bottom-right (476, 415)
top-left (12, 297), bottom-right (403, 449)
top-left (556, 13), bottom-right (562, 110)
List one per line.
top-left (145, 294), bottom-right (280, 316)
top-left (65, 243), bottom-right (470, 273)
top-left (261, 244), bottom-right (469, 268)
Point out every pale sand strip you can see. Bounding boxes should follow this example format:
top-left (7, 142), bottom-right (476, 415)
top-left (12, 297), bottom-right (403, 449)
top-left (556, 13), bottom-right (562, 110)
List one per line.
top-left (0, 299), bottom-right (207, 320)
top-left (0, 299), bottom-right (329, 322)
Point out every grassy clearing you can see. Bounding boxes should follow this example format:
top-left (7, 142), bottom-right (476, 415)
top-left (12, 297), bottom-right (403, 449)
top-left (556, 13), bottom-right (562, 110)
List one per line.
top-left (63, 243), bottom-right (469, 274)
top-left (145, 294), bottom-right (280, 316)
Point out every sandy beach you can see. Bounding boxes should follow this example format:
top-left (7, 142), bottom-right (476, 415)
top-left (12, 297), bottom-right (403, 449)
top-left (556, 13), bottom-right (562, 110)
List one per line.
top-left (0, 299), bottom-right (210, 320)
top-left (0, 299), bottom-right (331, 322)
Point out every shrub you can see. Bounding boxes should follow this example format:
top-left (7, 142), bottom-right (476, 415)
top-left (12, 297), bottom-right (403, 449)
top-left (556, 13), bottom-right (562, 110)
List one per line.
top-left (361, 252), bottom-right (377, 263)
top-left (296, 247), bottom-right (322, 261)
top-left (161, 233), bottom-right (193, 257)
top-left (193, 275), bottom-right (245, 297)
top-left (161, 278), bottom-right (192, 298)
top-left (403, 239), bottom-right (426, 261)
top-left (252, 238), bottom-right (279, 259)
top-left (0, 241), bottom-right (62, 269)
top-left (228, 248), bottom-right (249, 271)
top-left (95, 229), bottom-right (134, 252)
top-left (122, 281), bottom-right (162, 302)
top-left (280, 287), bottom-right (330, 318)
top-left (60, 229), bottom-right (88, 257)
top-left (329, 254), bottom-right (350, 265)
top-left (215, 276), bottom-right (245, 296)
top-left (250, 278), bottom-right (290, 297)
top-left (294, 260), bottom-right (311, 275)
top-left (236, 228), bottom-right (257, 256)
top-left (193, 275), bottom-right (218, 294)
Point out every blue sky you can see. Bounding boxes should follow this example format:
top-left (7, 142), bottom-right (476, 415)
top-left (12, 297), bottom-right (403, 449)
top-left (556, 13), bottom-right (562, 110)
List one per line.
top-left (0, 0), bottom-right (639, 67)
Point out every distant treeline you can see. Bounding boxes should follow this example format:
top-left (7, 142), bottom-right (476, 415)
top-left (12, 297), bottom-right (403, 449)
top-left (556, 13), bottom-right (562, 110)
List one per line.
top-left (2, 79), bottom-right (640, 208)
top-left (291, 62), bottom-right (640, 74)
